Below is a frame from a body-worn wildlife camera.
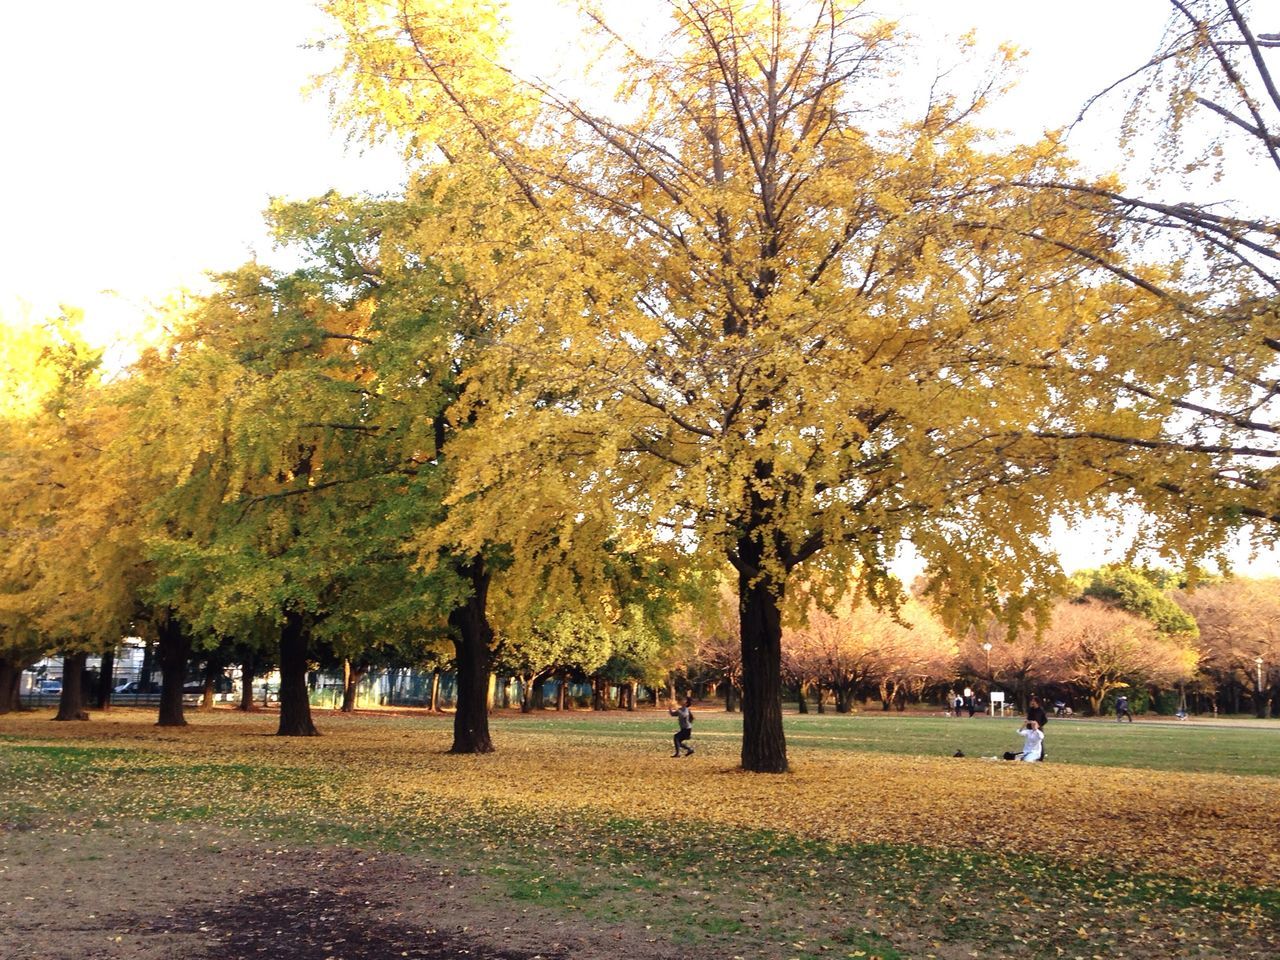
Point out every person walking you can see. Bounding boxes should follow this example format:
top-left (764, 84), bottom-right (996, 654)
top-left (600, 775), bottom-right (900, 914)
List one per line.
top-left (670, 696), bottom-right (695, 756)
top-left (1026, 696), bottom-right (1048, 761)
top-left (1116, 694), bottom-right (1134, 722)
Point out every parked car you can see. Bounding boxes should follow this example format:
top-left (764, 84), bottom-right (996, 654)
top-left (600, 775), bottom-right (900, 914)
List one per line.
top-left (37, 679), bottom-right (62, 695)
top-left (114, 679), bottom-right (146, 695)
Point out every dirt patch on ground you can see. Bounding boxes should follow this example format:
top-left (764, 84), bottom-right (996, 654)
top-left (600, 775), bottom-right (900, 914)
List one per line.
top-left (0, 820), bottom-right (689, 960)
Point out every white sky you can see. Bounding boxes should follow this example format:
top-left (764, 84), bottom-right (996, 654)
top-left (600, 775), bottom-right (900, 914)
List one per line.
top-left (1, 0), bottom-right (1275, 575)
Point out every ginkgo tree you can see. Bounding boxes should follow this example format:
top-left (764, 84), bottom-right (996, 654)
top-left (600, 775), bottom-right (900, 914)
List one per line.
top-left (323, 0), bottom-right (1245, 772)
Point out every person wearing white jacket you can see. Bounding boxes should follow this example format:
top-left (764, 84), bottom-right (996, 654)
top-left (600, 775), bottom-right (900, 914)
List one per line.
top-left (1016, 720), bottom-right (1044, 762)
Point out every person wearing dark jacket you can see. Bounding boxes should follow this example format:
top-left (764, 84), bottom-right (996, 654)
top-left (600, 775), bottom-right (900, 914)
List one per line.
top-left (1027, 696), bottom-right (1048, 761)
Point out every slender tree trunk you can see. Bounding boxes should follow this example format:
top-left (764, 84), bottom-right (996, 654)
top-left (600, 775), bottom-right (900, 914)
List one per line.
top-left (139, 640), bottom-right (155, 693)
top-left (341, 660), bottom-right (365, 713)
top-left (53, 652), bottom-right (90, 721)
top-left (725, 682), bottom-right (736, 712)
top-left (796, 681), bottom-right (809, 714)
top-left (449, 558), bottom-right (495, 753)
top-left (0, 656), bottom-right (21, 713)
top-left (816, 683), bottom-right (826, 714)
top-left (737, 544), bottom-right (788, 773)
top-left (201, 660), bottom-right (221, 710)
top-left (557, 674), bottom-right (568, 711)
top-left (156, 614), bottom-right (191, 727)
top-left (626, 681), bottom-right (637, 712)
top-left (277, 611), bottom-right (319, 736)
top-left (429, 670), bottom-right (440, 712)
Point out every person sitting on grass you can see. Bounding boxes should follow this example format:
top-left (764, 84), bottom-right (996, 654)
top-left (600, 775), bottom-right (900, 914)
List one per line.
top-left (1001, 720), bottom-right (1043, 762)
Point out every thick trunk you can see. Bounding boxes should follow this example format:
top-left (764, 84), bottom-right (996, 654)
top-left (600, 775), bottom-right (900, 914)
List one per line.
top-left (239, 659), bottom-right (257, 711)
top-left (738, 556), bottom-right (788, 773)
top-left (277, 612), bottom-right (318, 736)
top-left (796, 681), bottom-right (809, 714)
top-left (725, 682), bottom-right (737, 712)
top-left (95, 651), bottom-right (115, 711)
top-left (448, 559), bottom-right (495, 754)
top-left (156, 614), bottom-right (191, 727)
top-left (556, 674), bottom-right (568, 711)
top-left (53, 652), bottom-right (90, 721)
top-left (0, 656), bottom-right (23, 714)
top-left (625, 681), bottom-right (637, 712)
top-left (816, 684), bottom-right (826, 714)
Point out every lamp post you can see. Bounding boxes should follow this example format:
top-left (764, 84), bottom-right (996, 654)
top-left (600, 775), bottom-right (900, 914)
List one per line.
top-left (1256, 656), bottom-right (1266, 718)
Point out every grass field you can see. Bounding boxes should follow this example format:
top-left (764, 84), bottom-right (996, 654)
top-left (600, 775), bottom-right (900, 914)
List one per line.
top-left (1, 706), bottom-right (1277, 959)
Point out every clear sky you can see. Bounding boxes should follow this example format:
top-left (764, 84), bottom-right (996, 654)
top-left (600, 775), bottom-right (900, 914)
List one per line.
top-left (1, 0), bottom-right (1274, 575)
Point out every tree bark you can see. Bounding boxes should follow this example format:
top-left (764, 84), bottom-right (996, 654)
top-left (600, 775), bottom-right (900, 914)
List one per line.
top-left (341, 659), bottom-right (366, 713)
top-left (626, 681), bottom-right (637, 712)
top-left (277, 611), bottom-right (319, 736)
top-left (796, 681), bottom-right (809, 714)
top-left (448, 558), bottom-right (495, 753)
top-left (201, 661), bottom-right (218, 710)
top-left (53, 652), bottom-right (90, 721)
top-left (737, 549), bottom-right (788, 773)
top-left (156, 613), bottom-right (191, 727)
top-left (429, 670), bottom-right (440, 712)
top-left (94, 650), bottom-right (115, 711)
top-left (239, 655), bottom-right (257, 711)
top-left (0, 656), bottom-right (24, 714)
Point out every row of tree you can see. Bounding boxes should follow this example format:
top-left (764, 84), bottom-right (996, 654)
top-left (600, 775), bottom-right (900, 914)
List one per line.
top-left (2, 1), bottom-right (1277, 771)
top-left (680, 568), bottom-right (1278, 719)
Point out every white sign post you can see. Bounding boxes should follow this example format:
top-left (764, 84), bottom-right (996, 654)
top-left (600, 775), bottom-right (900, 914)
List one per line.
top-left (989, 691), bottom-right (1006, 717)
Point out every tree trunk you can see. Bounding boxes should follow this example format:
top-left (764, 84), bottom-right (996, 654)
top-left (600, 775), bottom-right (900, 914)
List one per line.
top-left (156, 613), bottom-right (191, 727)
top-left (816, 683), bottom-right (826, 714)
top-left (796, 681), bottom-right (809, 714)
top-left (737, 551), bottom-right (788, 773)
top-left (589, 676), bottom-right (602, 710)
top-left (95, 650), bottom-right (115, 711)
top-left (725, 682), bottom-right (737, 712)
top-left (277, 611), bottom-right (319, 736)
top-left (429, 670), bottom-right (440, 712)
top-left (449, 558), bottom-right (495, 753)
top-left (532, 675), bottom-right (546, 710)
top-left (0, 656), bottom-right (23, 714)
top-left (341, 659), bottom-right (365, 713)
top-left (139, 639), bottom-right (156, 693)
top-left (557, 674), bottom-right (568, 710)
top-left (239, 655), bottom-right (257, 711)
top-left (626, 681), bottom-right (637, 712)
top-left (201, 661), bottom-right (219, 710)
top-left (53, 652), bottom-right (90, 721)
top-left (520, 674), bottom-right (536, 713)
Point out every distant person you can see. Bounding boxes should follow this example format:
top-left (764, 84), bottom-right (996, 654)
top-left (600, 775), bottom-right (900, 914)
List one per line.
top-left (963, 686), bottom-right (975, 717)
top-left (1027, 696), bottom-right (1048, 761)
top-left (953, 692), bottom-right (964, 717)
top-left (1116, 695), bottom-right (1134, 723)
top-left (670, 696), bottom-right (695, 757)
top-left (1002, 720), bottom-right (1043, 762)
